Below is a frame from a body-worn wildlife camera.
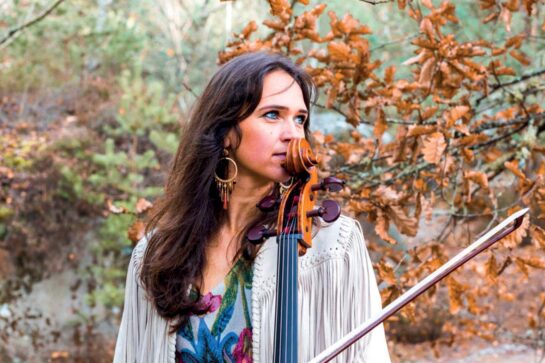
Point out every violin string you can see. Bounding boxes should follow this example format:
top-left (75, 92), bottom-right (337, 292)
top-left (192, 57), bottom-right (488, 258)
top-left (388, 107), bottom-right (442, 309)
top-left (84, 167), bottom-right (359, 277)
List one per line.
top-left (276, 180), bottom-right (300, 363)
top-left (287, 191), bottom-right (298, 362)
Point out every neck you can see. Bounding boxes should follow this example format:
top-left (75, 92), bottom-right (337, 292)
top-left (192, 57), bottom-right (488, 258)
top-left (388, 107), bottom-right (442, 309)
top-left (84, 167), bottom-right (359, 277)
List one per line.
top-left (222, 175), bottom-right (273, 235)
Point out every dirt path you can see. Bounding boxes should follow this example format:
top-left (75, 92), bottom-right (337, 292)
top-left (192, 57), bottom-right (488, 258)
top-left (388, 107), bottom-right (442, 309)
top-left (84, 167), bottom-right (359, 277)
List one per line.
top-left (392, 342), bottom-right (543, 363)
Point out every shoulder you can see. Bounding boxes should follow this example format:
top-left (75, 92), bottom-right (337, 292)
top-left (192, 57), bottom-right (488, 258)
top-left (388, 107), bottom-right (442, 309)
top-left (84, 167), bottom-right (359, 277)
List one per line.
top-left (255, 215), bottom-right (365, 266)
top-left (128, 234), bottom-right (151, 282)
top-left (305, 214), bottom-right (364, 257)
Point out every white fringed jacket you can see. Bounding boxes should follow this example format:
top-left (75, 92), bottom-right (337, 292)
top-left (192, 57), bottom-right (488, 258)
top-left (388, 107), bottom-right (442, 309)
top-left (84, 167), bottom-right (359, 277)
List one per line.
top-left (113, 215), bottom-right (391, 363)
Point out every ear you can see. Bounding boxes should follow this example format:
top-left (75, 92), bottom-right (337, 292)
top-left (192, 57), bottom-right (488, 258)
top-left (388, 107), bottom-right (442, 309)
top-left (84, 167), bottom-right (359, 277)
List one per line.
top-left (224, 129), bottom-right (236, 149)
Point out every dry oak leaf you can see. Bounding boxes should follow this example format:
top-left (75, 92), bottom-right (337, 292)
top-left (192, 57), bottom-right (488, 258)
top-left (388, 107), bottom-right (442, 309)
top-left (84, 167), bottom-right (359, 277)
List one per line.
top-left (422, 132), bottom-right (446, 164)
top-left (504, 160), bottom-right (528, 181)
top-left (240, 21), bottom-right (257, 39)
top-left (328, 42), bottom-right (352, 62)
top-left (421, 106), bottom-right (438, 121)
top-left (128, 219), bottom-right (146, 244)
top-left (373, 185), bottom-right (403, 206)
top-left (464, 170), bottom-right (489, 190)
top-left (374, 109), bottom-right (388, 139)
top-left (446, 277), bottom-right (465, 315)
top-left (107, 199), bottom-right (128, 214)
top-left (515, 257), bottom-right (530, 278)
top-left (502, 213), bottom-right (529, 248)
top-left (443, 106), bottom-right (470, 127)
top-left (136, 198), bottom-right (153, 214)
top-left (485, 253), bottom-right (498, 283)
top-left (407, 124), bottom-right (436, 137)
top-left (376, 210), bottom-right (397, 244)
top-left (461, 148), bottom-right (474, 163)
top-left (418, 57), bottom-right (436, 87)
top-left (387, 205), bottom-right (418, 237)
top-left (376, 260), bottom-right (397, 285)
top-left (269, 0), bottom-right (292, 21)
top-left (530, 225), bottom-right (545, 249)
top-left (509, 49), bottom-right (531, 66)
top-left (517, 257), bottom-right (545, 270)
top-left (421, 0), bottom-right (434, 9)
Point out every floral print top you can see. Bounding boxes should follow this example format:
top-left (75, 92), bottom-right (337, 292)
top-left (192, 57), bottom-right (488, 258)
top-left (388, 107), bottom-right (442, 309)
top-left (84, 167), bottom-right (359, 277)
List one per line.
top-left (176, 259), bottom-right (253, 363)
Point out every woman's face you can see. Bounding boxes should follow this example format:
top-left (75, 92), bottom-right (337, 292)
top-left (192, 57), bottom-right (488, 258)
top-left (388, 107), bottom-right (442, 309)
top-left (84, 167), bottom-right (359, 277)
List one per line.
top-left (227, 70), bottom-right (308, 185)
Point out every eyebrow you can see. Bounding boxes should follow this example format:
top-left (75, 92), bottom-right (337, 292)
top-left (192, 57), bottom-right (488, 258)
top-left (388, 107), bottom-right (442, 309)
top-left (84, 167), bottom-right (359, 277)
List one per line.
top-left (257, 104), bottom-right (308, 114)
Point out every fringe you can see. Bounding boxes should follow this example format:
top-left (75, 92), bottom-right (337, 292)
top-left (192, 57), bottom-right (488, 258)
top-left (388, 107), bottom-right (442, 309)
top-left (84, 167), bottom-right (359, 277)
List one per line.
top-left (251, 216), bottom-right (391, 363)
top-left (113, 237), bottom-right (176, 363)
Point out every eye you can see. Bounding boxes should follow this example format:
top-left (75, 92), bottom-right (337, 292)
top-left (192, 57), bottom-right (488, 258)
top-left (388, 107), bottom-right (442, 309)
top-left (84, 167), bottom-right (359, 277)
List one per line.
top-left (263, 110), bottom-right (280, 120)
top-left (294, 115), bottom-right (307, 125)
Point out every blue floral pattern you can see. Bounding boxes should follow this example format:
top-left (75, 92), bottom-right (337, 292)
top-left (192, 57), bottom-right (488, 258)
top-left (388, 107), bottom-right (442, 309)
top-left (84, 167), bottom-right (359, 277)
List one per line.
top-left (176, 259), bottom-right (253, 363)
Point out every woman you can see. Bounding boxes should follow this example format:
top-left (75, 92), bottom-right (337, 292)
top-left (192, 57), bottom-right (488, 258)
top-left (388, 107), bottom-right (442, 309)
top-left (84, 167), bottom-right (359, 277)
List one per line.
top-left (114, 51), bottom-right (391, 363)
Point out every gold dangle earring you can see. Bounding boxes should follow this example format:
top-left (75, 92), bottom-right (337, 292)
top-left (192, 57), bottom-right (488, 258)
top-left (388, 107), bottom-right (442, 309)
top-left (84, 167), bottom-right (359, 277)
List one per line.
top-left (214, 148), bottom-right (238, 210)
top-left (279, 177), bottom-right (294, 196)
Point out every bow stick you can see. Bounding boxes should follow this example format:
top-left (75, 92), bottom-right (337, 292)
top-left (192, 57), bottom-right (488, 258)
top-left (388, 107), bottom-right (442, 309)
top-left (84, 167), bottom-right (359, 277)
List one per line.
top-left (309, 207), bottom-right (529, 363)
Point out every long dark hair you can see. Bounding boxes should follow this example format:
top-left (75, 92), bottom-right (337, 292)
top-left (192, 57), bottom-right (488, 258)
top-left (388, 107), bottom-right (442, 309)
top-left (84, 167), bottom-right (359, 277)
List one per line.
top-left (140, 51), bottom-right (316, 332)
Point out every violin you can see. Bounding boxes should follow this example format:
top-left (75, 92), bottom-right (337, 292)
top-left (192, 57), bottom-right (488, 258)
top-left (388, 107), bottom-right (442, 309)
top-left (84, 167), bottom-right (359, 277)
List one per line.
top-left (247, 138), bottom-right (344, 363)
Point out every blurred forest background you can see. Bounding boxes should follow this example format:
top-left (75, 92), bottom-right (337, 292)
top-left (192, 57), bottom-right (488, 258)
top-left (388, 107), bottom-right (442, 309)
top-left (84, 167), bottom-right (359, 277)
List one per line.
top-left (1, 0), bottom-right (545, 362)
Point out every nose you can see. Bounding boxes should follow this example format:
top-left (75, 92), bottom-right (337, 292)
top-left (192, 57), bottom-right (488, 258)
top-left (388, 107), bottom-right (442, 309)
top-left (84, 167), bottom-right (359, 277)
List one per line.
top-left (281, 117), bottom-right (304, 142)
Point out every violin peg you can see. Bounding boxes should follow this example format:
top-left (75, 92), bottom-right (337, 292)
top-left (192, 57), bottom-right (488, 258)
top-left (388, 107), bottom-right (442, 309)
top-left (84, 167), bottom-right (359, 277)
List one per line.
top-left (247, 225), bottom-right (276, 244)
top-left (256, 195), bottom-right (279, 212)
top-left (306, 199), bottom-right (341, 223)
top-left (311, 177), bottom-right (345, 192)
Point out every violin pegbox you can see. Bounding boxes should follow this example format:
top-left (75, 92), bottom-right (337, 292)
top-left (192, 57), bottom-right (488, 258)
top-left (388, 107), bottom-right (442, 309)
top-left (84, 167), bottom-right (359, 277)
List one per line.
top-left (281, 139), bottom-right (344, 255)
top-left (246, 138), bottom-right (345, 254)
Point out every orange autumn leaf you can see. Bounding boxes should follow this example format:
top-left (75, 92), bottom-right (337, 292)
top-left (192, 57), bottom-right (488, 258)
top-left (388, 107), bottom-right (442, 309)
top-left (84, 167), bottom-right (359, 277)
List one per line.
top-left (376, 211), bottom-right (397, 244)
top-left (444, 105), bottom-right (470, 127)
top-left (240, 21), bottom-right (258, 39)
top-left (422, 132), bottom-right (446, 164)
top-left (136, 198), bottom-right (153, 214)
top-left (461, 148), bottom-right (475, 163)
top-left (502, 213), bottom-right (529, 248)
top-left (515, 257), bottom-right (530, 278)
top-left (509, 49), bottom-right (531, 66)
top-left (420, 18), bottom-right (435, 40)
top-left (377, 260), bottom-right (397, 285)
top-left (446, 277), bottom-right (465, 315)
top-left (384, 65), bottom-right (396, 84)
top-left (328, 42), bottom-right (351, 61)
top-left (419, 57), bottom-right (436, 87)
top-left (530, 225), bottom-right (545, 249)
top-left (128, 219), bottom-right (146, 243)
top-left (107, 199), bottom-right (128, 214)
top-left (464, 170), bottom-right (489, 190)
top-left (485, 253), bottom-right (498, 283)
top-left (269, 0), bottom-right (292, 21)
top-left (421, 106), bottom-right (438, 121)
top-left (517, 256), bottom-right (545, 270)
top-left (504, 160), bottom-right (527, 180)
top-left (421, 0), bottom-right (434, 9)
top-left (388, 205), bottom-right (418, 236)
top-left (374, 109), bottom-right (388, 139)
top-left (407, 124), bottom-right (436, 137)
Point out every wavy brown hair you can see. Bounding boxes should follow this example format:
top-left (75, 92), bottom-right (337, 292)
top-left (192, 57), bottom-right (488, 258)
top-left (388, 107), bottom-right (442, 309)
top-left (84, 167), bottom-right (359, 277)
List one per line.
top-left (140, 51), bottom-right (316, 332)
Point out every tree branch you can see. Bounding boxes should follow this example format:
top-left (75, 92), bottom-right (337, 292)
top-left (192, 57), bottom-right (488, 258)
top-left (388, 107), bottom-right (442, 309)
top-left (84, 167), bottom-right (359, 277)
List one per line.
top-left (359, 0), bottom-right (392, 4)
top-left (475, 67), bottom-right (545, 106)
top-left (0, 0), bottom-right (66, 47)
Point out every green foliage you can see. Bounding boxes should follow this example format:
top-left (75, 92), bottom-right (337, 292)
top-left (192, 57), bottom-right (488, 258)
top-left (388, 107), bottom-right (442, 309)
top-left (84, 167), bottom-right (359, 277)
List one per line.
top-left (0, 0), bottom-right (145, 92)
top-left (87, 212), bottom-right (134, 308)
